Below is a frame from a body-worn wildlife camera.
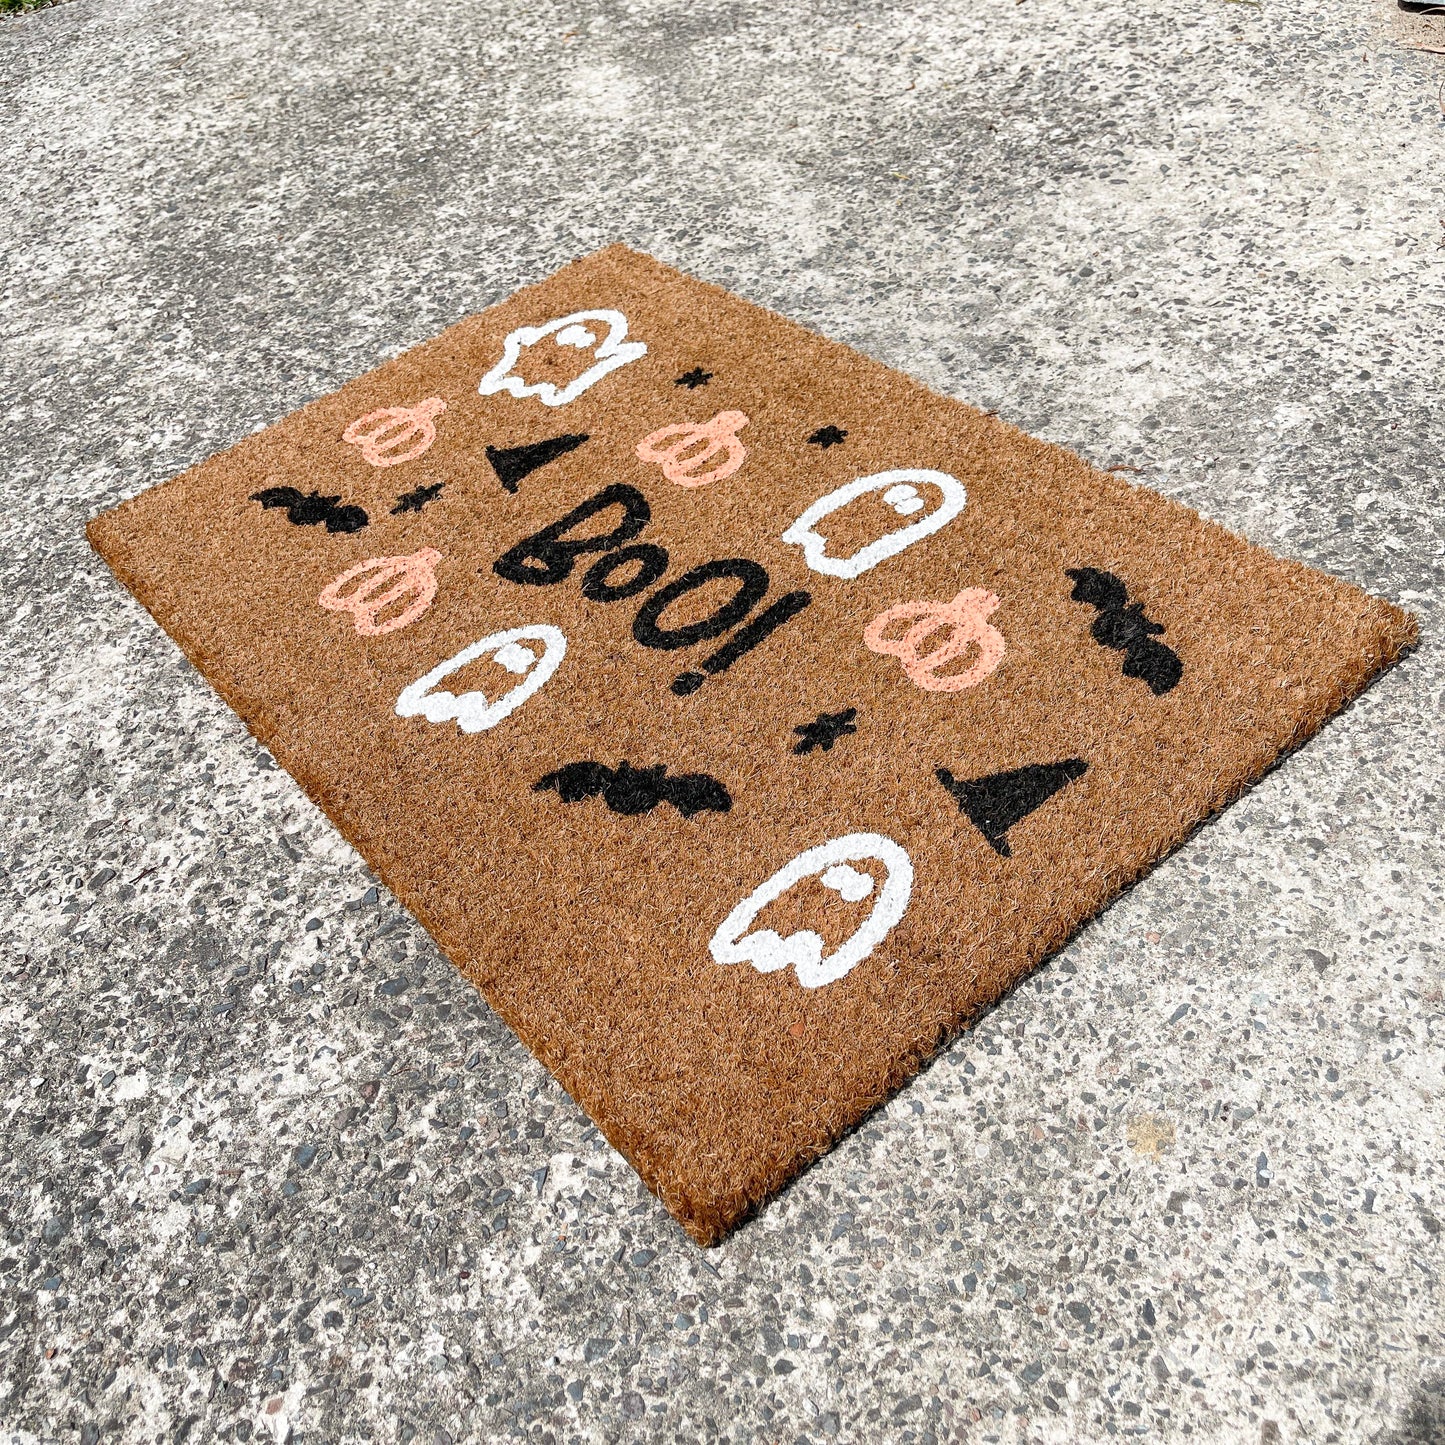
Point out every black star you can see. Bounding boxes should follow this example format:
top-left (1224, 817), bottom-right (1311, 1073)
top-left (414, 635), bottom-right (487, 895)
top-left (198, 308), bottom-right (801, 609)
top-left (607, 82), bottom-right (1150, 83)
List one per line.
top-left (674, 367), bottom-right (713, 389)
top-left (792, 707), bottom-right (858, 755)
top-left (391, 482), bottom-right (444, 515)
top-left (807, 425), bottom-right (847, 449)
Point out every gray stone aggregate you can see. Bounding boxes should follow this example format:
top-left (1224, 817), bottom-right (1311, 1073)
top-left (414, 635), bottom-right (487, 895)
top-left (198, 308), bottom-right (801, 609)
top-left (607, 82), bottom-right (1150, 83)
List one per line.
top-left (1, 0), bottom-right (1443, 1440)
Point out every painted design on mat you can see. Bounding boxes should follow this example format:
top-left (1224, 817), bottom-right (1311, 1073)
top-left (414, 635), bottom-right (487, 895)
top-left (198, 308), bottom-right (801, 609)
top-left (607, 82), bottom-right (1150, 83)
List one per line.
top-left (318, 548), bottom-right (441, 636)
top-left (580, 544), bottom-right (671, 604)
top-left (478, 310), bottom-right (647, 407)
top-left (709, 833), bottom-right (913, 989)
top-left (493, 483), bottom-right (813, 696)
top-left (793, 707), bottom-right (858, 755)
top-left (863, 587), bottom-right (1005, 693)
top-left (1066, 567), bottom-right (1183, 696)
top-left (936, 760), bottom-right (1088, 857)
top-left (633, 559), bottom-right (770, 649)
top-left (342, 397), bottom-right (446, 468)
top-left (807, 426), bottom-right (847, 449)
top-left (781, 469), bottom-right (967, 579)
top-left (495, 483), bottom-right (652, 587)
top-left (535, 761), bottom-right (732, 818)
top-left (668, 587), bottom-right (812, 696)
top-left (635, 410), bottom-right (749, 488)
top-left (392, 482), bottom-right (444, 515)
top-left (396, 625), bottom-right (566, 734)
top-left (486, 433), bottom-right (589, 494)
top-left (630, 562), bottom-right (812, 697)
top-left (250, 486), bottom-right (368, 534)
top-left (674, 368), bottom-right (712, 389)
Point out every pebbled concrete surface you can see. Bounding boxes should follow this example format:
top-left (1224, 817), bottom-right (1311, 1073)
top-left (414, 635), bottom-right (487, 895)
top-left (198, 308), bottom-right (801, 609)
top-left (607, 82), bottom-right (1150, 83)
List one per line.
top-left (2, 0), bottom-right (1444, 1440)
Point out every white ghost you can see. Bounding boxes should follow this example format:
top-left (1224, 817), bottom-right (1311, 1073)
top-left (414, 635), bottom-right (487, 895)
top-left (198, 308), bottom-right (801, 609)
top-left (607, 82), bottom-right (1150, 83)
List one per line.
top-left (395, 625), bottom-right (567, 733)
top-left (780, 469), bottom-right (968, 579)
top-left (708, 832), bottom-right (914, 989)
top-left (477, 309), bottom-right (647, 407)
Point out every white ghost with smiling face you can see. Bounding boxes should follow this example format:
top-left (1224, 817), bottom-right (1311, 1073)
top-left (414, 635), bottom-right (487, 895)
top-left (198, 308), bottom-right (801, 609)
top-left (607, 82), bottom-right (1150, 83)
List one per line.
top-left (780, 468), bottom-right (968, 579)
top-left (477, 309), bottom-right (648, 407)
top-left (395, 625), bottom-right (567, 733)
top-left (709, 833), bottom-right (914, 989)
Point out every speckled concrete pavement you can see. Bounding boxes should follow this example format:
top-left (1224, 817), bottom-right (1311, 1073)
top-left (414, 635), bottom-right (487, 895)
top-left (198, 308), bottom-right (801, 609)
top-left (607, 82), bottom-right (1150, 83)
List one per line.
top-left (2, 0), bottom-right (1443, 1441)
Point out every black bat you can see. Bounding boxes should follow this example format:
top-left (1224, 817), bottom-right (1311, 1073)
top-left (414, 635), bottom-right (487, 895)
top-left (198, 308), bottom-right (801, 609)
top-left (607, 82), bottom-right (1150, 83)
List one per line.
top-left (251, 486), bottom-right (368, 534)
top-left (1065, 567), bottom-right (1182, 696)
top-left (534, 761), bottom-right (732, 819)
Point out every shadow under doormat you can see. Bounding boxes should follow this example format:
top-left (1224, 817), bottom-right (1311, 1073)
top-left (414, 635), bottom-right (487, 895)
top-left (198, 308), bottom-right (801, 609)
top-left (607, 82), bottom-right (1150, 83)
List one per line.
top-left (88, 245), bottom-right (1416, 1245)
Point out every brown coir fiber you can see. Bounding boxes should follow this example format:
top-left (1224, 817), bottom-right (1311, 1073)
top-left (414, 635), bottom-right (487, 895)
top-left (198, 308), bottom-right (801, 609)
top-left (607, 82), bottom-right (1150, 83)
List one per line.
top-left (88, 247), bottom-right (1417, 1245)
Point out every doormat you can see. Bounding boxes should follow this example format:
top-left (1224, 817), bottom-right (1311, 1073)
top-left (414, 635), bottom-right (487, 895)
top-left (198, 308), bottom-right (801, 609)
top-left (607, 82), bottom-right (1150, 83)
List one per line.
top-left (88, 246), bottom-right (1416, 1245)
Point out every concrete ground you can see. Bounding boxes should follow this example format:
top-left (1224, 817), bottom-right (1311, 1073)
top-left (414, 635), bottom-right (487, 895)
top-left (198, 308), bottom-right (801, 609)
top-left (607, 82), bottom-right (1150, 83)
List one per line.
top-left (2, 0), bottom-right (1443, 1440)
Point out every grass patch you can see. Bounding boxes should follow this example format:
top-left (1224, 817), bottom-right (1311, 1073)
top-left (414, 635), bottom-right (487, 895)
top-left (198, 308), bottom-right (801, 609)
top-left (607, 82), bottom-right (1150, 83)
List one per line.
top-left (1, 0), bottom-right (64, 14)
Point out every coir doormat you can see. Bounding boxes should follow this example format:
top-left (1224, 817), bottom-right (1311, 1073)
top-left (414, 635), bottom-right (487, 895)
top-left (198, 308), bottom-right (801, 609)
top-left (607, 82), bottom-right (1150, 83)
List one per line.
top-left (89, 246), bottom-right (1415, 1244)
